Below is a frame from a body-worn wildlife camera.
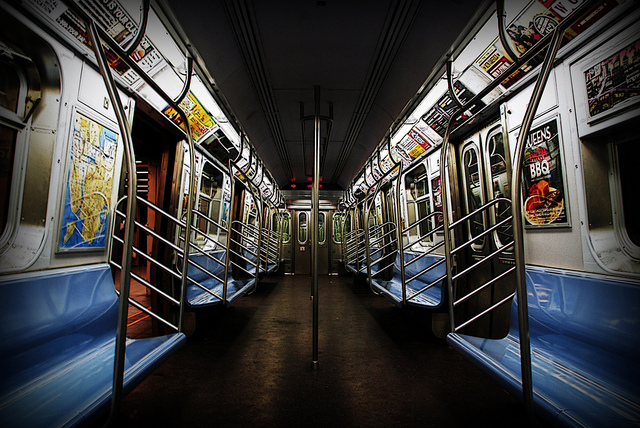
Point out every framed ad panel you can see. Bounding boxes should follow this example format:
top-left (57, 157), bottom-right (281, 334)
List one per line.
top-left (57, 107), bottom-right (120, 252)
top-left (571, 19), bottom-right (640, 137)
top-left (520, 115), bottom-right (571, 229)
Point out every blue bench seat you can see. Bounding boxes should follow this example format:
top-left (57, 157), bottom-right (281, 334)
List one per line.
top-left (370, 251), bottom-right (446, 308)
top-left (447, 266), bottom-right (640, 427)
top-left (345, 261), bottom-right (359, 275)
top-left (186, 251), bottom-right (256, 308)
top-left (0, 264), bottom-right (185, 428)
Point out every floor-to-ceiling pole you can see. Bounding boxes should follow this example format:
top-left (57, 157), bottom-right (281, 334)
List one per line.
top-left (312, 86), bottom-right (320, 368)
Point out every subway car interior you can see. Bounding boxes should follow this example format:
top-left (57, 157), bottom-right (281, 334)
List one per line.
top-left (1, 0), bottom-right (639, 426)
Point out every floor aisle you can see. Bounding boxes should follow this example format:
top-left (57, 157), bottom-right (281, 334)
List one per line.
top-left (116, 274), bottom-right (528, 427)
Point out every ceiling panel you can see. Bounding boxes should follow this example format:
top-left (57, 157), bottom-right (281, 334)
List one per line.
top-left (166, 0), bottom-right (488, 190)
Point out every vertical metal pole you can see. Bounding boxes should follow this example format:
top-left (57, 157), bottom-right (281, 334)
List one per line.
top-left (511, 22), bottom-right (565, 426)
top-left (224, 166), bottom-right (237, 305)
top-left (394, 162), bottom-right (406, 305)
top-left (87, 20), bottom-right (136, 421)
top-left (440, 115), bottom-right (457, 334)
top-left (312, 86), bottom-right (320, 368)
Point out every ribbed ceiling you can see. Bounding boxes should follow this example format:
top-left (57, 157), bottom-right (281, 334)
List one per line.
top-left (166, 0), bottom-right (488, 189)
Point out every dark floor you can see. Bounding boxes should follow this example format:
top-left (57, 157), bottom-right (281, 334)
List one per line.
top-left (114, 274), bottom-right (529, 427)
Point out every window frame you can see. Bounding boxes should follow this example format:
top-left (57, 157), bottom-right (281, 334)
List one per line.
top-left (318, 211), bottom-right (326, 245)
top-left (0, 56), bottom-right (30, 252)
top-left (610, 139), bottom-right (640, 260)
top-left (484, 126), bottom-right (513, 250)
top-left (332, 212), bottom-right (344, 244)
top-left (297, 211), bottom-right (308, 245)
top-left (461, 142), bottom-right (487, 251)
top-left (281, 211), bottom-right (291, 243)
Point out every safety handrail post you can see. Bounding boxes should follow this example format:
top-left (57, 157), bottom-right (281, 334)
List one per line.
top-left (224, 133), bottom-right (245, 305)
top-left (86, 20), bottom-right (136, 421)
top-left (394, 161), bottom-right (407, 305)
top-left (438, 2), bottom-right (600, 424)
top-left (363, 181), bottom-right (383, 289)
top-left (509, 8), bottom-right (574, 423)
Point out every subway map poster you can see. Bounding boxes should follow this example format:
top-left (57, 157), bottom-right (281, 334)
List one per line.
top-left (59, 111), bottom-right (119, 250)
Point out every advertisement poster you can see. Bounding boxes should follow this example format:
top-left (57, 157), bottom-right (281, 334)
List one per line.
top-left (421, 80), bottom-right (484, 137)
top-left (583, 38), bottom-right (640, 118)
top-left (473, 0), bottom-right (616, 89)
top-left (162, 91), bottom-right (216, 141)
top-left (396, 127), bottom-right (432, 162)
top-left (60, 110), bottom-right (118, 250)
top-left (521, 117), bottom-right (568, 227)
top-left (28, 0), bottom-right (164, 86)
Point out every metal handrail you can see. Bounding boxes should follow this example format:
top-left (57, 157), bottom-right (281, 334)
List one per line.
top-left (72, 3), bottom-right (201, 419)
top-left (453, 264), bottom-right (516, 309)
top-left (111, 194), bottom-right (227, 316)
top-left (229, 220), bottom-right (260, 271)
top-left (402, 211), bottom-right (442, 235)
top-left (439, 2), bottom-right (599, 422)
top-left (404, 240), bottom-right (444, 267)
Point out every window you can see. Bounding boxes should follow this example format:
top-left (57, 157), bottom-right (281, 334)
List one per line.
top-left (462, 144), bottom-right (486, 248)
top-left (318, 212), bottom-right (326, 244)
top-left (281, 211), bottom-right (291, 243)
top-left (404, 163), bottom-right (435, 246)
top-left (298, 212), bottom-right (307, 244)
top-left (613, 139), bottom-right (640, 255)
top-left (415, 175), bottom-right (433, 244)
top-left (271, 212), bottom-right (279, 235)
top-left (333, 213), bottom-right (343, 243)
top-left (486, 130), bottom-right (512, 247)
top-left (0, 126), bottom-right (17, 233)
top-left (405, 168), bottom-right (421, 238)
top-left (196, 162), bottom-right (223, 248)
top-left (582, 123), bottom-right (640, 274)
top-left (0, 57), bottom-right (27, 245)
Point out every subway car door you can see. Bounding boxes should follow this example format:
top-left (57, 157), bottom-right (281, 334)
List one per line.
top-left (294, 210), bottom-right (311, 275)
top-left (279, 210), bottom-right (293, 274)
top-left (456, 121), bottom-right (514, 338)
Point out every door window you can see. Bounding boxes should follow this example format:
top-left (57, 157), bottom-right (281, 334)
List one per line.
top-left (281, 211), bottom-right (291, 243)
top-left (318, 212), bottom-right (326, 244)
top-left (486, 129), bottom-right (513, 247)
top-left (298, 212), bottom-right (307, 244)
top-left (333, 213), bottom-right (343, 243)
top-left (462, 143), bottom-right (486, 248)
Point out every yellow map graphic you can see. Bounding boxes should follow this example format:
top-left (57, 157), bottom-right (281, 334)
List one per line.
top-left (60, 111), bottom-right (118, 249)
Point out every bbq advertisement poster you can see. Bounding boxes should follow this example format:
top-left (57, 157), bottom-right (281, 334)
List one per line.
top-left (521, 117), bottom-right (568, 227)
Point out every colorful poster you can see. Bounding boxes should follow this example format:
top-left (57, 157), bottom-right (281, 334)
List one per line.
top-left (584, 38), bottom-right (640, 118)
top-left (421, 80), bottom-right (484, 137)
top-left (60, 111), bottom-right (118, 250)
top-left (472, 0), bottom-right (617, 89)
top-left (162, 91), bottom-right (216, 141)
top-left (396, 126), bottom-right (432, 162)
top-left (27, 0), bottom-right (164, 86)
top-left (521, 117), bottom-right (567, 227)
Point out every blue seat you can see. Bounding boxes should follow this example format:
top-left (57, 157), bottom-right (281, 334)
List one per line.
top-left (370, 251), bottom-right (446, 308)
top-left (185, 251), bottom-right (256, 307)
top-left (345, 261), bottom-right (359, 275)
top-left (0, 264), bottom-right (185, 428)
top-left (447, 266), bottom-right (640, 427)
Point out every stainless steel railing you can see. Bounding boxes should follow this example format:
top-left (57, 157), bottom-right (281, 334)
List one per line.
top-left (229, 220), bottom-right (260, 281)
top-left (444, 198), bottom-right (516, 331)
top-left (401, 212), bottom-right (445, 305)
top-left (110, 195), bottom-right (184, 331)
top-left (177, 208), bottom-right (229, 303)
